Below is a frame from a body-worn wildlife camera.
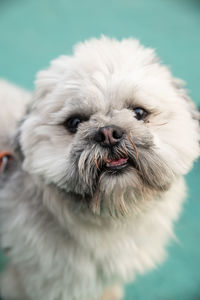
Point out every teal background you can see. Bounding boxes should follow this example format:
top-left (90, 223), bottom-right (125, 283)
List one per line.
top-left (0, 0), bottom-right (200, 299)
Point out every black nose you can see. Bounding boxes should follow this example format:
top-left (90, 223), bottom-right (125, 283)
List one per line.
top-left (94, 125), bottom-right (124, 146)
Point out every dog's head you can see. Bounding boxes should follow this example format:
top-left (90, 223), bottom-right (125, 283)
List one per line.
top-left (18, 37), bottom-right (199, 215)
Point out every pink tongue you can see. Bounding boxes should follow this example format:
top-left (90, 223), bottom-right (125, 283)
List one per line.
top-left (107, 157), bottom-right (128, 166)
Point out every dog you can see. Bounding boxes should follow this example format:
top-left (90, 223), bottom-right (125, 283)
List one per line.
top-left (0, 36), bottom-right (199, 300)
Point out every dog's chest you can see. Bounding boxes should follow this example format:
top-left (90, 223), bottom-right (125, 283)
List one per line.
top-left (39, 224), bottom-right (137, 300)
top-left (23, 225), bottom-right (133, 300)
top-left (42, 197), bottom-right (178, 300)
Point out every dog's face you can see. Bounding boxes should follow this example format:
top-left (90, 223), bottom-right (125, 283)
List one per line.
top-left (19, 37), bottom-right (199, 215)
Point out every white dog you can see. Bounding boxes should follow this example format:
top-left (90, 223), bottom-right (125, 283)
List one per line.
top-left (0, 37), bottom-right (199, 300)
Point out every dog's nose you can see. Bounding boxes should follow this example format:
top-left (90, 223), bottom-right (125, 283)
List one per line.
top-left (94, 125), bottom-right (124, 146)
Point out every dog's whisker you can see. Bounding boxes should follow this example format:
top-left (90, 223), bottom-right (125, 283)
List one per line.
top-left (127, 136), bottom-right (138, 160)
top-left (119, 195), bottom-right (129, 216)
top-left (122, 142), bottom-right (129, 158)
top-left (151, 122), bottom-right (169, 127)
top-left (92, 185), bottom-right (101, 214)
top-left (92, 170), bottom-right (107, 214)
top-left (100, 155), bottom-right (103, 168)
top-left (93, 156), bottom-right (100, 171)
top-left (115, 147), bottom-right (127, 159)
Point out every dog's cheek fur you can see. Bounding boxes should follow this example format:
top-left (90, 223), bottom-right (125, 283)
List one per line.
top-left (150, 107), bottom-right (199, 177)
top-left (19, 114), bottom-right (72, 186)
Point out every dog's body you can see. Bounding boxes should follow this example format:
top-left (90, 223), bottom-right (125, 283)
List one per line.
top-left (0, 37), bottom-right (199, 300)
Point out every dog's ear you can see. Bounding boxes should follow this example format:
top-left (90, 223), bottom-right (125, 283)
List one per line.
top-left (34, 55), bottom-right (73, 100)
top-left (172, 78), bottom-right (200, 123)
top-left (13, 55), bottom-right (73, 161)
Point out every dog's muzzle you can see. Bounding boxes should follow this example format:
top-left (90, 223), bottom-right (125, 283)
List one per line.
top-left (92, 125), bottom-right (130, 172)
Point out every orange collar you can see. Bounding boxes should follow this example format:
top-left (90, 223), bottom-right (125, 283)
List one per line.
top-left (0, 151), bottom-right (13, 172)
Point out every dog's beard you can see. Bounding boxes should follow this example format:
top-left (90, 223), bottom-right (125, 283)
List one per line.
top-left (56, 128), bottom-right (174, 217)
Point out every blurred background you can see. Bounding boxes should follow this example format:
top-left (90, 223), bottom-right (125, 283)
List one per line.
top-left (0, 0), bottom-right (200, 299)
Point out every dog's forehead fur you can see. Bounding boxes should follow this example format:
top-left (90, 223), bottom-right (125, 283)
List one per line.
top-left (34, 37), bottom-right (192, 123)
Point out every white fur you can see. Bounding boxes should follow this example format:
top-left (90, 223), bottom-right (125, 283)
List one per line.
top-left (0, 79), bottom-right (30, 149)
top-left (0, 37), bottom-right (199, 300)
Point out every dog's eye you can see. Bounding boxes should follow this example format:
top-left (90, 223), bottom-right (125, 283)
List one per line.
top-left (63, 115), bottom-right (89, 133)
top-left (133, 107), bottom-right (148, 121)
top-left (64, 117), bottom-right (82, 133)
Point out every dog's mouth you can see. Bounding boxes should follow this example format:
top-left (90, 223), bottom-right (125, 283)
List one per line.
top-left (105, 157), bottom-right (129, 171)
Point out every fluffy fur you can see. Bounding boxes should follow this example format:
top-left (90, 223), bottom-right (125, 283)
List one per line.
top-left (0, 79), bottom-right (30, 149)
top-left (0, 37), bottom-right (199, 300)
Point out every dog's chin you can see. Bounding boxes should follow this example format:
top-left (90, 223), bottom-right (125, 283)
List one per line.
top-left (53, 140), bottom-right (174, 217)
top-left (57, 161), bottom-right (151, 218)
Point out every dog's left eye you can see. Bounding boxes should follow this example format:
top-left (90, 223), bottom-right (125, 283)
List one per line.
top-left (133, 107), bottom-right (149, 121)
top-left (64, 116), bottom-right (82, 133)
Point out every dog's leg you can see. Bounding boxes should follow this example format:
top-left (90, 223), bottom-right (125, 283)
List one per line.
top-left (98, 284), bottom-right (123, 300)
top-left (0, 264), bottom-right (29, 300)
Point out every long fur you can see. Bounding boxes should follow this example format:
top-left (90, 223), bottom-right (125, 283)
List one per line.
top-left (0, 79), bottom-right (30, 150)
top-left (0, 37), bottom-right (199, 300)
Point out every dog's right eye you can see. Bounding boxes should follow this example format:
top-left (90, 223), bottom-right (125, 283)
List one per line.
top-left (63, 115), bottom-right (90, 133)
top-left (64, 117), bottom-right (82, 133)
